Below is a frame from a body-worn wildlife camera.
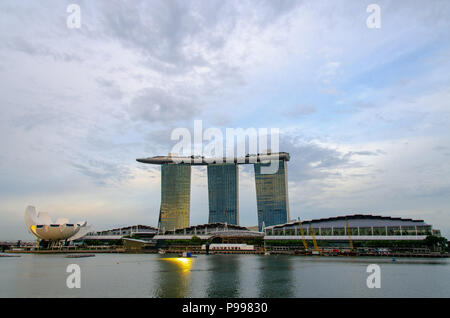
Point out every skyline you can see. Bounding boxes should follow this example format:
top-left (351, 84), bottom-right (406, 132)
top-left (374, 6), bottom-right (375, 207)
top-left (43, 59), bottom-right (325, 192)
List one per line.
top-left (0, 0), bottom-right (449, 240)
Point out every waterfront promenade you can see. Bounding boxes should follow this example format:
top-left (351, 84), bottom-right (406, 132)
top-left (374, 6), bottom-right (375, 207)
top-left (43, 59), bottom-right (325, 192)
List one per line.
top-left (5, 245), bottom-right (448, 258)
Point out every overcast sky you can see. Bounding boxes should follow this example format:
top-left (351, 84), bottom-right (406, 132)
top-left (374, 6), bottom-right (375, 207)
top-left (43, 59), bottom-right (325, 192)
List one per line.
top-left (1, 0), bottom-right (449, 241)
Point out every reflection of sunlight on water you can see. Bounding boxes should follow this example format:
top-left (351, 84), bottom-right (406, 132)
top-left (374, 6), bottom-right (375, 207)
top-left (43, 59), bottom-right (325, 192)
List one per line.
top-left (160, 257), bottom-right (193, 273)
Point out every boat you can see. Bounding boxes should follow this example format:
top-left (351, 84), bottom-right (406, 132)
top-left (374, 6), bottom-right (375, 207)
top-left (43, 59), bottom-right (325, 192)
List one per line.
top-left (65, 254), bottom-right (95, 258)
top-left (158, 249), bottom-right (166, 255)
top-left (181, 251), bottom-right (192, 257)
top-left (0, 253), bottom-right (21, 257)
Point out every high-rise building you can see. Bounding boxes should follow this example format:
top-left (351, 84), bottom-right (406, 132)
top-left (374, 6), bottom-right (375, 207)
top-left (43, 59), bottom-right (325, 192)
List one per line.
top-left (254, 160), bottom-right (290, 231)
top-left (137, 152), bottom-right (290, 232)
top-left (207, 163), bottom-right (239, 225)
top-left (158, 163), bottom-right (191, 231)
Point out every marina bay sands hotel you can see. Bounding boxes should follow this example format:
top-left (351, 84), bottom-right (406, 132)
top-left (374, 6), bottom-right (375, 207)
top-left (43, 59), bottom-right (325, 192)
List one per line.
top-left (137, 152), bottom-right (290, 232)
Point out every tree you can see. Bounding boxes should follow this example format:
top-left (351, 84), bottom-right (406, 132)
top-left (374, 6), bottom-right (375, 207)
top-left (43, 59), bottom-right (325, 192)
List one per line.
top-left (190, 236), bottom-right (202, 245)
top-left (424, 235), bottom-right (448, 252)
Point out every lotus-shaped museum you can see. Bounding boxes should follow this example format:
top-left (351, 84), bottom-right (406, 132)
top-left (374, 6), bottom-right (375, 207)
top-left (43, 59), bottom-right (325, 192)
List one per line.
top-left (24, 206), bottom-right (91, 242)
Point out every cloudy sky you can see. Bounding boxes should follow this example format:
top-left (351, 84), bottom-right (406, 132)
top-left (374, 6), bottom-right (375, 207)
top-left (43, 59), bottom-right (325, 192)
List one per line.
top-left (1, 0), bottom-right (449, 240)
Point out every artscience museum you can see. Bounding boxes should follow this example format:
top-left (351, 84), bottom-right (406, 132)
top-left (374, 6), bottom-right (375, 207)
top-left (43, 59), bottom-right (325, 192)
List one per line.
top-left (24, 206), bottom-right (92, 245)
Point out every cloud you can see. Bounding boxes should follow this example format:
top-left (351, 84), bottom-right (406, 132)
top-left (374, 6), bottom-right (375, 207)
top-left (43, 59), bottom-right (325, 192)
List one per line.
top-left (128, 87), bottom-right (202, 124)
top-left (317, 61), bottom-right (341, 84)
top-left (280, 134), bottom-right (358, 183)
top-left (1, 0), bottom-right (450, 239)
top-left (95, 77), bottom-right (123, 100)
top-left (282, 104), bottom-right (317, 117)
top-left (69, 159), bottom-right (133, 186)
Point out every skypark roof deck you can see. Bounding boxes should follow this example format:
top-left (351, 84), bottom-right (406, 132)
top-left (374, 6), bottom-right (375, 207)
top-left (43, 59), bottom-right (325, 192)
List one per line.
top-left (136, 152), bottom-right (290, 165)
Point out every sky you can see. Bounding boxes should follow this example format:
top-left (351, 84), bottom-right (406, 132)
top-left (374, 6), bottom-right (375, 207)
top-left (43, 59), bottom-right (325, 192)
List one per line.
top-left (0, 0), bottom-right (449, 241)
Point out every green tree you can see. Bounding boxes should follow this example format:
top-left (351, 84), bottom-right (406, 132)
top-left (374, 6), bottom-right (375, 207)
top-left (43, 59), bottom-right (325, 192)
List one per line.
top-left (424, 235), bottom-right (448, 252)
top-left (190, 236), bottom-right (203, 245)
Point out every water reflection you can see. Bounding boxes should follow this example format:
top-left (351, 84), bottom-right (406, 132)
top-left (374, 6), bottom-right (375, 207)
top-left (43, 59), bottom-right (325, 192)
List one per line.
top-left (0, 254), bottom-right (447, 297)
top-left (160, 257), bottom-right (194, 273)
top-left (258, 255), bottom-right (294, 297)
top-left (206, 255), bottom-right (241, 297)
top-left (14, 255), bottom-right (70, 297)
top-left (154, 256), bottom-right (194, 297)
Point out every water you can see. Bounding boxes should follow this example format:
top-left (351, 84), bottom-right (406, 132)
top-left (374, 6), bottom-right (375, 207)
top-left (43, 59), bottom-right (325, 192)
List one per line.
top-left (0, 254), bottom-right (448, 297)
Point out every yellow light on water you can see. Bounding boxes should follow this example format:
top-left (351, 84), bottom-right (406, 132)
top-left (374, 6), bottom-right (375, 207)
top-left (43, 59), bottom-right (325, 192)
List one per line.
top-left (160, 257), bottom-right (193, 273)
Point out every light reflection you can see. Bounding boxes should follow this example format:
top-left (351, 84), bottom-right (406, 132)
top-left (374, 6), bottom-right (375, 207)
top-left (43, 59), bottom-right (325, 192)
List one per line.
top-left (30, 225), bottom-right (38, 236)
top-left (160, 257), bottom-right (193, 273)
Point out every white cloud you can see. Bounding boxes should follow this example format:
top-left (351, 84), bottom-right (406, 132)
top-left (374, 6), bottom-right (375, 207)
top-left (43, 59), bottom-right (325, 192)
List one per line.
top-left (0, 0), bottom-right (449, 239)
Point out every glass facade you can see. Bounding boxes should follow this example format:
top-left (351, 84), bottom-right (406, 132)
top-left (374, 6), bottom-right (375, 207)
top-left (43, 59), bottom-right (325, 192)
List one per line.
top-left (254, 160), bottom-right (290, 231)
top-left (158, 163), bottom-right (191, 231)
top-left (207, 164), bottom-right (239, 225)
top-left (265, 224), bottom-right (435, 237)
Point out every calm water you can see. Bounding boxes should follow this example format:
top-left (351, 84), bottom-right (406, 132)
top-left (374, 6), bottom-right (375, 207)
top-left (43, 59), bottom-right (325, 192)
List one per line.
top-left (0, 254), bottom-right (448, 297)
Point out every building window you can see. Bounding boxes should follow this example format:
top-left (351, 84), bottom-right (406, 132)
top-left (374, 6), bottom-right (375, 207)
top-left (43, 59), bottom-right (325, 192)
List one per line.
top-left (348, 227), bottom-right (358, 236)
top-left (417, 226), bottom-right (431, 235)
top-left (333, 228), bottom-right (345, 236)
top-left (373, 227), bottom-right (386, 235)
top-left (359, 227), bottom-right (371, 236)
top-left (387, 227), bottom-right (401, 235)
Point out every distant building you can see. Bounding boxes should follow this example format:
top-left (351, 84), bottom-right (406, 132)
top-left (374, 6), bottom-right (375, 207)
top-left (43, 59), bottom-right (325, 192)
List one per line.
top-left (94, 225), bottom-right (157, 237)
top-left (153, 222), bottom-right (263, 243)
top-left (263, 214), bottom-right (437, 241)
top-left (207, 163), bottom-right (239, 225)
top-left (136, 152), bottom-right (290, 229)
top-left (159, 163), bottom-right (191, 231)
top-left (24, 206), bottom-right (91, 245)
top-left (254, 160), bottom-right (290, 231)
top-left (81, 224), bottom-right (157, 241)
